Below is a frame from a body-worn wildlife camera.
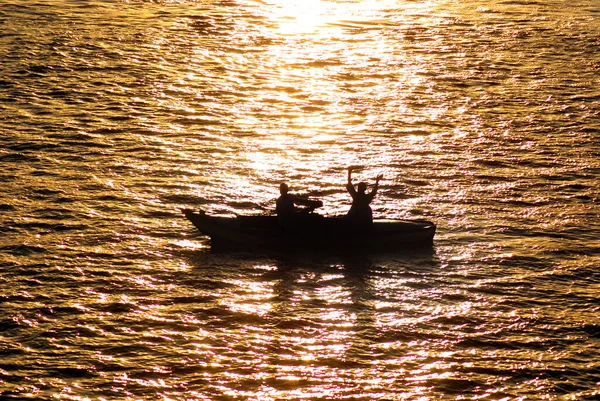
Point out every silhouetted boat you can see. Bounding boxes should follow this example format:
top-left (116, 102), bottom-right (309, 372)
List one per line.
top-left (182, 209), bottom-right (436, 251)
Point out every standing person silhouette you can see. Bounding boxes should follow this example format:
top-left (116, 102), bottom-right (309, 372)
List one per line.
top-left (345, 167), bottom-right (383, 230)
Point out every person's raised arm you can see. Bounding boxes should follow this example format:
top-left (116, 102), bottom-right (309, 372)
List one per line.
top-left (346, 167), bottom-right (356, 195)
top-left (370, 174), bottom-right (383, 197)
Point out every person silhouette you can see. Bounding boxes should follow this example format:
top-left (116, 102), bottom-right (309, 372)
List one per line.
top-left (276, 183), bottom-right (322, 229)
top-left (344, 167), bottom-right (383, 230)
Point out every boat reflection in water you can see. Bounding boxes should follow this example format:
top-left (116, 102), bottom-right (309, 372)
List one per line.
top-left (182, 246), bottom-right (443, 400)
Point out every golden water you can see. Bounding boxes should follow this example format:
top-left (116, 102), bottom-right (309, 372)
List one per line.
top-left (1, 0), bottom-right (599, 399)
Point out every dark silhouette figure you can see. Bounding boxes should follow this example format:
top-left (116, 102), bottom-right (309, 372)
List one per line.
top-left (345, 167), bottom-right (383, 230)
top-left (276, 183), bottom-right (322, 229)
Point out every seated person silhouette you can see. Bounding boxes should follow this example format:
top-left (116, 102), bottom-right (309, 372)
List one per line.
top-left (344, 167), bottom-right (383, 231)
top-left (276, 183), bottom-right (322, 230)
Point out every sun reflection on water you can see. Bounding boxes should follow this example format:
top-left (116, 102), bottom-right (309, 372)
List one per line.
top-left (267, 0), bottom-right (340, 36)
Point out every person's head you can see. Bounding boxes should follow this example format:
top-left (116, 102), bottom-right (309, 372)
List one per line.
top-left (357, 182), bottom-right (367, 193)
top-left (279, 182), bottom-right (289, 195)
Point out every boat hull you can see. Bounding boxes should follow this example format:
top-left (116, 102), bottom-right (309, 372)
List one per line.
top-left (182, 209), bottom-right (436, 251)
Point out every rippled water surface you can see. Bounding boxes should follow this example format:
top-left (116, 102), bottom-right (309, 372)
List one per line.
top-left (1, 0), bottom-right (599, 399)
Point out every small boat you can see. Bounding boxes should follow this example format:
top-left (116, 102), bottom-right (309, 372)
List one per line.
top-left (182, 209), bottom-right (436, 251)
